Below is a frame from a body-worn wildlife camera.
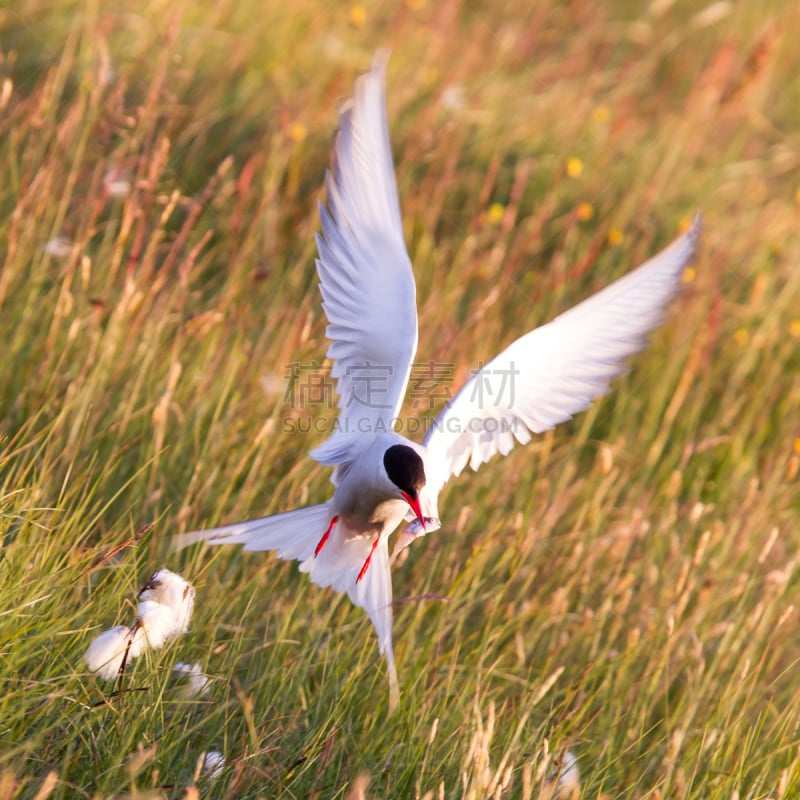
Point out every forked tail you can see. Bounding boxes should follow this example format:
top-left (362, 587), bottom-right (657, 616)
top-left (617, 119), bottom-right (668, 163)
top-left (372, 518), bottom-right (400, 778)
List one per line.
top-left (174, 503), bottom-right (333, 561)
top-left (175, 503), bottom-right (400, 709)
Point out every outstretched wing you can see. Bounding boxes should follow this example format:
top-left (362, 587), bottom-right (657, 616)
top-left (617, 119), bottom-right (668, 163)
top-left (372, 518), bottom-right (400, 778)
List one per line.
top-left (312, 53), bottom-right (417, 458)
top-left (423, 214), bottom-right (702, 495)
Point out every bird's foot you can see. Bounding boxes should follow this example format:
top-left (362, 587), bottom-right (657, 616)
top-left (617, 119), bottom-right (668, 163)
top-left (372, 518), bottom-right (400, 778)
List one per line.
top-left (406, 516), bottom-right (440, 536)
top-left (314, 515), bottom-right (339, 557)
top-left (356, 536), bottom-right (380, 583)
top-left (390, 517), bottom-right (441, 564)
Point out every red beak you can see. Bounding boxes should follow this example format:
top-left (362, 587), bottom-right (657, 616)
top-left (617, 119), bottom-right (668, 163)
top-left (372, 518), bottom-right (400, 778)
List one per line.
top-left (401, 491), bottom-right (426, 531)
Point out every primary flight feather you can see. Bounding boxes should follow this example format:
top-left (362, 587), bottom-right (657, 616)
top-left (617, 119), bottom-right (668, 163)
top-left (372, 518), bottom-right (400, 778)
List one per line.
top-left (177, 54), bottom-right (702, 709)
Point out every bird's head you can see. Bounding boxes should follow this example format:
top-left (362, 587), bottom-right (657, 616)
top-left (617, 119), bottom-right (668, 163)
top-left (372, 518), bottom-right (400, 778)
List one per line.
top-left (383, 443), bottom-right (427, 529)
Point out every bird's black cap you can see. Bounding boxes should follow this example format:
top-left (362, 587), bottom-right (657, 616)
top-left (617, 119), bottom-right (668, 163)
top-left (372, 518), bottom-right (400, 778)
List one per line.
top-left (383, 444), bottom-right (426, 498)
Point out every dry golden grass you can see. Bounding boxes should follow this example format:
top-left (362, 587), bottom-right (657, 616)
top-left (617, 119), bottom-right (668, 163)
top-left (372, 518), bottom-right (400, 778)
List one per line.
top-left (1, 0), bottom-right (799, 797)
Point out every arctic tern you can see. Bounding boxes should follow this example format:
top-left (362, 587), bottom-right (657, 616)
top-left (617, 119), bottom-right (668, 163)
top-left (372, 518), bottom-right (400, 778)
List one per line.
top-left (178, 54), bottom-right (701, 708)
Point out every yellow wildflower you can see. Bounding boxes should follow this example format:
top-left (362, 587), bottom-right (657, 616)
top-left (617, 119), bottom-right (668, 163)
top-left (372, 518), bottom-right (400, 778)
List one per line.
top-left (566, 157), bottom-right (583, 178)
top-left (733, 328), bottom-right (749, 346)
top-left (290, 122), bottom-right (307, 143)
top-left (350, 5), bottom-right (366, 27)
top-left (487, 203), bottom-right (505, 225)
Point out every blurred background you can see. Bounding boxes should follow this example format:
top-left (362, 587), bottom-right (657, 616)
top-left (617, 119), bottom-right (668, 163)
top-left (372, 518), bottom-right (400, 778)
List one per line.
top-left (1, 0), bottom-right (799, 797)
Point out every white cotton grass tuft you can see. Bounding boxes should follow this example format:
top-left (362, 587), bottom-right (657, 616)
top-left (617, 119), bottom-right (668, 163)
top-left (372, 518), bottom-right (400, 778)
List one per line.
top-left (134, 600), bottom-right (181, 650)
top-left (103, 167), bottom-right (131, 198)
top-left (44, 236), bottom-right (73, 258)
top-left (440, 83), bottom-right (466, 112)
top-left (138, 568), bottom-right (195, 635)
top-left (554, 750), bottom-right (580, 798)
top-left (201, 751), bottom-right (225, 780)
top-left (83, 568), bottom-right (195, 681)
top-left (83, 625), bottom-right (132, 681)
top-left (173, 661), bottom-right (211, 698)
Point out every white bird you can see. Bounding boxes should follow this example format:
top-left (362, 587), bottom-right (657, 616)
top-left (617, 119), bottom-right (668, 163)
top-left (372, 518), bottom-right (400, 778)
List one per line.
top-left (177, 54), bottom-right (701, 709)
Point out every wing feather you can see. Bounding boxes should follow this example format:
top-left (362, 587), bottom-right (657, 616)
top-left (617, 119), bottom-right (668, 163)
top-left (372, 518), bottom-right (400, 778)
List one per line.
top-left (311, 54), bottom-right (417, 461)
top-left (423, 214), bottom-right (702, 494)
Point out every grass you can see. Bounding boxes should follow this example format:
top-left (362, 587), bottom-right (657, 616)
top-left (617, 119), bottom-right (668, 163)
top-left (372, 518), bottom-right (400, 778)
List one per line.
top-left (1, 0), bottom-right (800, 796)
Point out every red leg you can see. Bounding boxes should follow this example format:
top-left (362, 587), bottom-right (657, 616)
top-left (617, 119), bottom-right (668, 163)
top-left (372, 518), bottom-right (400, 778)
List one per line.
top-left (314, 515), bottom-right (339, 557)
top-left (357, 536), bottom-right (380, 583)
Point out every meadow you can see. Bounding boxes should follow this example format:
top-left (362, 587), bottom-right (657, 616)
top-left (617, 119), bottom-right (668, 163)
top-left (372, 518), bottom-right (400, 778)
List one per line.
top-left (1, 0), bottom-right (799, 797)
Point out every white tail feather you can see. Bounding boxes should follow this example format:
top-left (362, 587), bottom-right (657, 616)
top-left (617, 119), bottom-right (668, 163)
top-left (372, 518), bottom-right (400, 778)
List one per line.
top-left (174, 504), bottom-right (332, 561)
top-left (175, 504), bottom-right (399, 709)
top-left (299, 528), bottom-right (398, 709)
